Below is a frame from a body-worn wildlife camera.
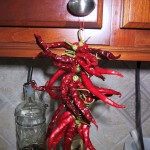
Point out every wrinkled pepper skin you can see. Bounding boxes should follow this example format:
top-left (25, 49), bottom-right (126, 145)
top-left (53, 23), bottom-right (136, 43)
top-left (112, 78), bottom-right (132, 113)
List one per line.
top-left (82, 124), bottom-right (96, 150)
top-left (48, 111), bottom-right (74, 150)
top-left (80, 71), bottom-right (125, 108)
top-left (63, 121), bottom-right (77, 150)
top-left (43, 104), bottom-right (65, 145)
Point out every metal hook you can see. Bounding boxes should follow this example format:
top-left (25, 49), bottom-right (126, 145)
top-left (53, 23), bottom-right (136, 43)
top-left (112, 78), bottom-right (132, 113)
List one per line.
top-left (77, 28), bottom-right (85, 42)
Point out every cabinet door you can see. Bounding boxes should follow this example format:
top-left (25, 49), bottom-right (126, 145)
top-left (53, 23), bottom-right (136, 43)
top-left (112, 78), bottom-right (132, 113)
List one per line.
top-left (0, 0), bottom-right (112, 57)
top-left (111, 0), bottom-right (150, 48)
top-left (121, 0), bottom-right (150, 29)
top-left (0, 0), bottom-right (102, 29)
top-left (0, 0), bottom-right (111, 48)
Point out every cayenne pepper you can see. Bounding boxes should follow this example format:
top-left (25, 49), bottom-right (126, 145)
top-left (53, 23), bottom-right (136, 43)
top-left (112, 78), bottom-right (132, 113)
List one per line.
top-left (80, 71), bottom-right (125, 108)
top-left (48, 111), bottom-right (74, 149)
top-left (63, 121), bottom-right (77, 150)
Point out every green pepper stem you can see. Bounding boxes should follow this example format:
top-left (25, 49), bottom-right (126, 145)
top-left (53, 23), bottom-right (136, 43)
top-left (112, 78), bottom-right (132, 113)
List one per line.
top-left (65, 53), bottom-right (75, 58)
top-left (75, 117), bottom-right (90, 126)
top-left (77, 88), bottom-right (89, 92)
top-left (84, 99), bottom-right (95, 105)
top-left (64, 40), bottom-right (78, 51)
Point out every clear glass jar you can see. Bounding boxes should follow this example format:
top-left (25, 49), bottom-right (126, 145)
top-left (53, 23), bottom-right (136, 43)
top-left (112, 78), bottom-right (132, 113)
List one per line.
top-left (15, 83), bottom-right (46, 150)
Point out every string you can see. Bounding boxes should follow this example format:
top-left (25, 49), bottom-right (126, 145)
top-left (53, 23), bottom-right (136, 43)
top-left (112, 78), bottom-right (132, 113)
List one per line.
top-left (78, 17), bottom-right (85, 29)
top-left (78, 17), bottom-right (85, 41)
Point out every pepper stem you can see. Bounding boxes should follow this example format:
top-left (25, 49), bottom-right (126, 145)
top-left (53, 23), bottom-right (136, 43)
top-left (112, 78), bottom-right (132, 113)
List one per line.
top-left (73, 75), bottom-right (79, 81)
top-left (75, 117), bottom-right (90, 126)
top-left (77, 88), bottom-right (90, 92)
top-left (84, 99), bottom-right (95, 105)
top-left (64, 40), bottom-right (78, 51)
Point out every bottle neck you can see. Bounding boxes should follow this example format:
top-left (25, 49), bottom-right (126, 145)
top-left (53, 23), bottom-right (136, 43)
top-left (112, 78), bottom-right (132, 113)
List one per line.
top-left (23, 84), bottom-right (35, 103)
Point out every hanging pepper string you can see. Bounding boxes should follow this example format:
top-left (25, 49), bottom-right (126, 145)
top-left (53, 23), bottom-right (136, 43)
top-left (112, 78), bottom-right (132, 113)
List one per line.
top-left (78, 17), bottom-right (85, 29)
top-left (78, 17), bottom-right (85, 41)
top-left (33, 26), bottom-right (124, 149)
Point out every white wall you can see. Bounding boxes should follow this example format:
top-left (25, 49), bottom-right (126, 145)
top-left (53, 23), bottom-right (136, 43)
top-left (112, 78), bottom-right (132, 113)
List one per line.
top-left (0, 58), bottom-right (150, 150)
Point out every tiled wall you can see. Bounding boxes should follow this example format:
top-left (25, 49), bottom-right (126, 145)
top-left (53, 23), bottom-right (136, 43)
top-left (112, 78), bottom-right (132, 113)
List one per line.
top-left (0, 58), bottom-right (150, 150)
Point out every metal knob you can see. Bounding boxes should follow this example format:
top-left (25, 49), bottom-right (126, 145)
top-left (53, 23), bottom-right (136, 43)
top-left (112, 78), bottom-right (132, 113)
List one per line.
top-left (67, 0), bottom-right (96, 17)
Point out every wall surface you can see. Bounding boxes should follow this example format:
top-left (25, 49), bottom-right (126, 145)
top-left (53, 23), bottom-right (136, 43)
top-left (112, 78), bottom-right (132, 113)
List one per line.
top-left (0, 58), bottom-right (150, 150)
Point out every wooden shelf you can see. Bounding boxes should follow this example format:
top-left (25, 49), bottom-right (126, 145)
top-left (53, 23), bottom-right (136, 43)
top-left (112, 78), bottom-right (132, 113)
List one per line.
top-left (0, 43), bottom-right (149, 61)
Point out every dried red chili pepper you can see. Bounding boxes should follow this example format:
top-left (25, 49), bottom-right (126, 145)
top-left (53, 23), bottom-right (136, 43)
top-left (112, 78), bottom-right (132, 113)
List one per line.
top-left (94, 66), bottom-right (123, 77)
top-left (82, 124), bottom-right (96, 150)
top-left (76, 52), bottom-right (98, 67)
top-left (77, 124), bottom-right (84, 140)
top-left (47, 69), bottom-right (65, 87)
top-left (31, 80), bottom-right (46, 91)
top-left (83, 95), bottom-right (95, 104)
top-left (59, 74), bottom-right (82, 116)
top-left (34, 34), bottom-right (71, 51)
top-left (76, 57), bottom-right (105, 80)
top-left (60, 73), bottom-right (74, 98)
top-left (52, 126), bottom-right (67, 150)
top-left (75, 79), bottom-right (96, 104)
top-left (43, 104), bottom-right (65, 145)
top-left (80, 71), bottom-right (125, 108)
top-left (89, 48), bottom-right (121, 60)
top-left (65, 100), bottom-right (82, 117)
top-left (31, 80), bottom-right (60, 100)
top-left (48, 111), bottom-right (74, 150)
top-left (69, 79), bottom-right (98, 128)
top-left (63, 121), bottom-right (77, 150)
top-left (77, 57), bottom-right (123, 78)
top-left (96, 87), bottom-right (121, 97)
top-left (45, 87), bottom-right (61, 99)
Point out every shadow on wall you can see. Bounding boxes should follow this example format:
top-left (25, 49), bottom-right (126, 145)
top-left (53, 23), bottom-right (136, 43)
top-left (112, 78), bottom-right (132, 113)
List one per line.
top-left (0, 57), bottom-right (150, 72)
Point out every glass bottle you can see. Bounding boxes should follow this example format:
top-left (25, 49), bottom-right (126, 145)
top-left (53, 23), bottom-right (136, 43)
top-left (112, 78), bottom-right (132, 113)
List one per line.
top-left (15, 81), bottom-right (46, 150)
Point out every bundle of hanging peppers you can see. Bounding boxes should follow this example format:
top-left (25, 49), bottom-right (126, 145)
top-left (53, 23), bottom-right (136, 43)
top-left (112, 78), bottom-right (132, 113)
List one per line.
top-left (31, 31), bottom-right (125, 150)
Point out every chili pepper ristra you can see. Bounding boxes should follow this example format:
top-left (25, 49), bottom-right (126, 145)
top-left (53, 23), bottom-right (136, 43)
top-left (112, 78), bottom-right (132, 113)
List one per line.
top-left (32, 30), bottom-right (125, 150)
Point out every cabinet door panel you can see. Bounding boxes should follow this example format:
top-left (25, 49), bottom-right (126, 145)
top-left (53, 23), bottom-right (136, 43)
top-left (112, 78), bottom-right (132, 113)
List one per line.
top-left (111, 0), bottom-right (150, 47)
top-left (0, 0), bottom-right (102, 29)
top-left (121, 0), bottom-right (150, 29)
top-left (0, 0), bottom-right (111, 45)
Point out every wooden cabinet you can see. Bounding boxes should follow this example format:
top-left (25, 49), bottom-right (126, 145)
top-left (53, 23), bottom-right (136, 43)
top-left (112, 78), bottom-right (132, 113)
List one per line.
top-left (0, 0), bottom-right (110, 45)
top-left (0, 0), bottom-right (150, 61)
top-left (121, 0), bottom-right (150, 29)
top-left (109, 0), bottom-right (150, 61)
top-left (0, 0), bottom-right (103, 28)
